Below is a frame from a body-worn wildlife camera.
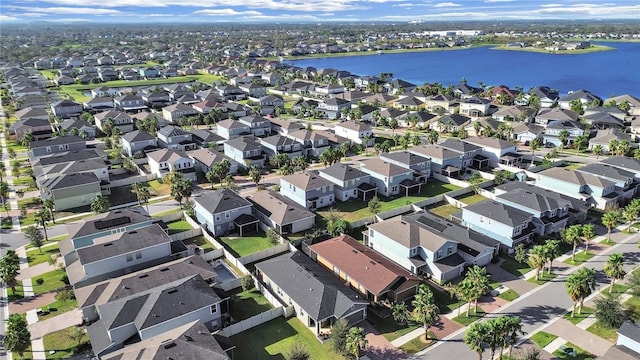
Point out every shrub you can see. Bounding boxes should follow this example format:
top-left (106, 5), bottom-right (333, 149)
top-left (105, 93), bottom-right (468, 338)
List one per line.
top-left (56, 289), bottom-right (75, 301)
top-left (36, 278), bottom-right (44, 285)
top-left (241, 275), bottom-right (255, 292)
top-left (595, 296), bottom-right (624, 328)
top-left (329, 319), bottom-right (348, 354)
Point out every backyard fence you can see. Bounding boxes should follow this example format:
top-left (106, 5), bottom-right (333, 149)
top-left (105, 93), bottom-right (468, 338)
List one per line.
top-left (109, 173), bottom-right (156, 188)
top-left (161, 211), bottom-right (184, 223)
top-left (169, 228), bottom-right (202, 242)
top-left (238, 243), bottom-right (290, 265)
top-left (218, 307), bottom-right (284, 337)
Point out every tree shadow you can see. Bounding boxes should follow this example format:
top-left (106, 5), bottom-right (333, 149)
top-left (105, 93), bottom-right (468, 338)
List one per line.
top-left (364, 346), bottom-right (409, 360)
top-left (499, 304), bottom-right (567, 325)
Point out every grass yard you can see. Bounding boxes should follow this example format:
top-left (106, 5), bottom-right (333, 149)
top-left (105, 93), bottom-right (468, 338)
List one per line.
top-left (182, 235), bottom-right (216, 253)
top-left (498, 289), bottom-right (519, 301)
top-left (230, 317), bottom-right (346, 360)
top-left (229, 289), bottom-right (274, 322)
top-left (368, 310), bottom-right (420, 342)
top-left (7, 282), bottom-right (25, 301)
top-left (455, 193), bottom-right (487, 205)
top-left (563, 306), bottom-right (595, 325)
top-left (552, 342), bottom-right (594, 360)
top-left (527, 272), bottom-right (557, 285)
top-left (32, 269), bottom-right (68, 295)
top-left (604, 284), bottom-right (630, 299)
top-left (399, 331), bottom-right (436, 354)
top-left (431, 285), bottom-right (466, 313)
top-left (166, 219), bottom-right (193, 234)
top-left (27, 244), bottom-right (60, 266)
top-left (43, 326), bottom-right (90, 359)
top-left (587, 320), bottom-right (618, 342)
top-left (452, 307), bottom-right (486, 326)
top-left (220, 231), bottom-right (275, 257)
top-left (564, 251), bottom-right (595, 266)
top-left (38, 297), bottom-right (78, 321)
top-left (317, 179), bottom-right (461, 222)
top-left (147, 179), bottom-right (170, 196)
top-left (151, 207), bottom-right (182, 218)
top-left (530, 331), bottom-right (558, 348)
top-left (426, 202), bottom-right (460, 219)
top-left (500, 256), bottom-right (533, 277)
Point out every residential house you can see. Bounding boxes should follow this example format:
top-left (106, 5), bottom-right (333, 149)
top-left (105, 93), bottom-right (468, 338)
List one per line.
top-left (535, 167), bottom-right (618, 210)
top-left (217, 119), bottom-right (251, 140)
top-left (314, 84), bottom-right (346, 97)
top-left (464, 137), bottom-right (520, 167)
top-left (583, 112), bottom-right (624, 130)
top-left (425, 94), bottom-right (457, 114)
top-left (512, 123), bottom-right (544, 144)
top-left (286, 129), bottom-right (330, 158)
top-left (162, 104), bottom-right (198, 124)
top-left (270, 118), bottom-right (306, 136)
top-left (259, 135), bottom-right (304, 160)
top-left (36, 158), bottom-right (109, 184)
top-left (83, 97), bottom-right (115, 112)
top-left (459, 97), bottom-right (491, 117)
top-left (398, 111), bottom-right (437, 129)
top-left (385, 79), bottom-right (417, 95)
top-left (394, 96), bottom-right (425, 111)
top-left (51, 99), bottom-right (83, 118)
top-left (121, 130), bottom-right (158, 157)
top-left (40, 173), bottom-right (102, 211)
top-left (318, 98), bottom-right (351, 119)
top-left (223, 136), bottom-right (265, 169)
top-left (380, 151), bottom-right (431, 183)
top-left (453, 83), bottom-right (483, 99)
top-left (588, 129), bottom-right (635, 153)
top-left (584, 106), bottom-right (626, 121)
top-left (317, 163), bottom-right (374, 202)
top-left (247, 189), bottom-right (315, 235)
top-left (334, 121), bottom-right (373, 146)
top-left (147, 149), bottom-right (196, 182)
top-left (157, 125), bottom-right (197, 151)
top-left (544, 120), bottom-right (586, 147)
top-left (464, 118), bottom-right (502, 137)
top-left (535, 108), bottom-right (579, 126)
top-left (577, 163), bottom-right (639, 202)
top-left (258, 94), bottom-right (285, 116)
top-left (600, 321), bottom-right (640, 359)
top-left (57, 119), bottom-right (95, 139)
top-left (12, 118), bottom-right (52, 140)
top-left (189, 129), bottom-right (225, 149)
top-left (280, 172), bottom-right (335, 210)
top-left (526, 86), bottom-right (559, 108)
top-left (409, 145), bottom-right (462, 177)
top-left (238, 115), bottom-right (272, 137)
top-left (492, 105), bottom-right (536, 122)
top-left (439, 138), bottom-right (482, 169)
top-left (431, 114), bottom-right (472, 133)
top-left (599, 157), bottom-right (640, 180)
top-left (94, 110), bottom-right (134, 134)
top-left (604, 94), bottom-right (640, 116)
top-left (256, 251), bottom-right (368, 336)
top-left (29, 135), bottom-right (86, 158)
top-left (114, 94), bottom-right (147, 112)
top-left (239, 82), bottom-right (267, 98)
top-left (91, 86), bottom-right (119, 98)
top-left (188, 148), bottom-right (238, 175)
top-left (360, 158), bottom-right (415, 197)
top-left (309, 234), bottom-right (421, 302)
top-left (461, 200), bottom-right (535, 250)
top-left (192, 188), bottom-right (256, 236)
top-left (141, 90), bottom-right (171, 108)
top-left (632, 118), bottom-right (640, 141)
top-left (215, 85), bottom-right (246, 101)
top-left (495, 189), bottom-right (571, 236)
top-left (558, 89), bottom-right (602, 110)
top-left (15, 107), bottom-right (49, 121)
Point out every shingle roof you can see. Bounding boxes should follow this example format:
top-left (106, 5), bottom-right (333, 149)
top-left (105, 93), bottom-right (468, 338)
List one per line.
top-left (30, 135), bottom-right (84, 148)
top-left (193, 188), bottom-right (252, 214)
top-left (599, 156), bottom-right (640, 175)
top-left (188, 148), bottom-right (230, 168)
top-left (495, 182), bottom-right (590, 212)
top-left (122, 130), bottom-right (155, 143)
top-left (409, 145), bottom-right (459, 160)
top-left (464, 136), bottom-right (516, 150)
top-left (223, 136), bottom-right (261, 151)
top-left (496, 188), bottom-right (570, 214)
top-left (463, 200), bottom-right (532, 227)
top-left (537, 167), bottom-right (615, 188)
top-left (281, 172), bottom-right (333, 191)
top-left (247, 189), bottom-right (315, 226)
top-left (335, 121), bottom-right (371, 132)
top-left (147, 149), bottom-right (189, 164)
top-left (361, 158), bottom-right (414, 177)
top-left (318, 163), bottom-right (369, 182)
top-left (576, 163), bottom-right (636, 183)
top-left (66, 207), bottom-right (151, 241)
top-left (380, 151), bottom-right (430, 167)
top-left (40, 172), bottom-right (99, 191)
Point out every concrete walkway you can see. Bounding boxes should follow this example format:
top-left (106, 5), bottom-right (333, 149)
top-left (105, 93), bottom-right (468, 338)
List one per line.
top-left (28, 309), bottom-right (83, 340)
top-left (486, 259), bottom-right (537, 296)
top-left (543, 318), bottom-right (613, 357)
top-left (31, 338), bottom-right (46, 360)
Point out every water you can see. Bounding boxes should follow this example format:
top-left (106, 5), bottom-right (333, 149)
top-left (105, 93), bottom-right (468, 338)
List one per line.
top-left (289, 42), bottom-right (640, 98)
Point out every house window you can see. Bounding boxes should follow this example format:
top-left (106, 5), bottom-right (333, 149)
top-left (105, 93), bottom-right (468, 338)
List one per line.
top-left (411, 248), bottom-right (417, 255)
top-left (210, 305), bottom-right (217, 314)
top-left (448, 246), bottom-right (453, 255)
top-left (215, 214), bottom-right (221, 221)
top-left (126, 254), bottom-right (133, 262)
top-left (392, 186), bottom-right (398, 193)
top-left (225, 212), bottom-right (230, 218)
top-left (135, 251), bottom-right (142, 260)
top-left (436, 251), bottom-right (441, 259)
top-left (369, 229), bottom-right (374, 237)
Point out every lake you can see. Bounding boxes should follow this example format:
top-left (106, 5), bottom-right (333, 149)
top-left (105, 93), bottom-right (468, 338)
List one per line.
top-left (289, 42), bottom-right (640, 98)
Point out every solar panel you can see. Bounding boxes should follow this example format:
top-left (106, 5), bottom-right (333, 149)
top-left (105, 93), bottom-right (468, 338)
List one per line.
top-left (94, 216), bottom-right (131, 230)
top-left (416, 215), bottom-right (447, 232)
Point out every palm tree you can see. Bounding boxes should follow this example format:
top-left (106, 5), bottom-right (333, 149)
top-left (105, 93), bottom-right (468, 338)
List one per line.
top-left (248, 165), bottom-right (262, 187)
top-left (592, 144), bottom-right (604, 160)
top-left (392, 302), bottom-right (411, 324)
top-left (466, 265), bottom-right (491, 312)
top-left (0, 252), bottom-right (20, 295)
top-left (345, 326), bottom-right (367, 359)
top-left (528, 245), bottom-right (546, 281)
top-left (368, 196), bottom-right (381, 222)
top-left (503, 316), bottom-right (525, 358)
top-left (624, 202), bottom-right (639, 232)
top-left (464, 321), bottom-right (488, 360)
top-left (602, 210), bottom-right (621, 243)
top-left (558, 130), bottom-right (570, 149)
top-left (91, 194), bottom-right (110, 213)
top-left (581, 223), bottom-right (595, 254)
top-left (543, 239), bottom-right (561, 275)
top-left (609, 139), bottom-right (620, 155)
top-left (205, 170), bottom-right (217, 190)
top-left (362, 133), bottom-right (372, 154)
top-left (565, 267), bottom-right (597, 317)
top-left (4, 314), bottom-right (31, 358)
top-left (564, 224), bottom-right (583, 262)
top-left (132, 183), bottom-right (151, 212)
top-left (34, 208), bottom-right (51, 243)
top-left (213, 159), bottom-right (231, 187)
top-left (427, 130), bottom-right (439, 145)
top-left (412, 284), bottom-right (440, 339)
top-left (603, 253), bottom-right (626, 293)
top-left (43, 198), bottom-right (56, 224)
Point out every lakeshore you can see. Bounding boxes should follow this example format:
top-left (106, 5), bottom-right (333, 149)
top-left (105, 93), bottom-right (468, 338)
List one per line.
top-left (491, 44), bottom-right (616, 54)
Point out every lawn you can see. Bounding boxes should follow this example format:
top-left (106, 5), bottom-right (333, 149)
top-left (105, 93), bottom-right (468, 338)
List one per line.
top-left (452, 307), bottom-right (485, 326)
top-left (43, 326), bottom-right (90, 359)
top-left (230, 317), bottom-right (346, 360)
top-left (604, 284), bottom-right (630, 299)
top-left (147, 179), bottom-right (170, 196)
top-left (530, 331), bottom-right (558, 348)
top-left (527, 272), bottom-right (557, 285)
top-left (38, 297), bottom-right (78, 321)
top-left (32, 269), bottom-right (68, 295)
top-left (220, 231), bottom-right (275, 257)
top-left (151, 207), bottom-right (182, 218)
top-left (431, 284), bottom-right (466, 313)
top-left (317, 179), bottom-right (461, 222)
top-left (7, 282), bottom-right (25, 301)
top-left (552, 342), bottom-right (594, 360)
top-left (498, 289), bottom-right (519, 302)
top-left (399, 331), bottom-right (436, 354)
top-left (166, 219), bottom-right (193, 234)
top-left (562, 306), bottom-right (595, 325)
top-left (27, 245), bottom-right (60, 266)
top-left (455, 193), bottom-right (487, 205)
top-left (182, 235), bottom-right (216, 253)
top-left (426, 203), bottom-right (460, 219)
top-left (368, 310), bottom-right (420, 342)
top-left (501, 256), bottom-right (533, 277)
top-left (587, 320), bottom-right (618, 342)
top-left (229, 289), bottom-right (274, 322)
top-left (564, 251), bottom-right (595, 265)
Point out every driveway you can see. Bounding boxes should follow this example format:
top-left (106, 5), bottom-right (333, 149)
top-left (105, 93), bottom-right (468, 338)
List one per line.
top-left (486, 259), bottom-right (537, 296)
top-left (28, 309), bottom-right (83, 340)
top-left (544, 318), bottom-right (613, 357)
top-left (362, 320), bottom-right (407, 360)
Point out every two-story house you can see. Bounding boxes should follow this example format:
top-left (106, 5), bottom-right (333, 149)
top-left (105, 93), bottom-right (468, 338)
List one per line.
top-left (29, 135), bottom-right (86, 158)
top-left (247, 189), bottom-right (316, 235)
top-left (217, 119), bottom-right (251, 140)
top-left (121, 130), bottom-right (158, 157)
top-left (82, 97), bottom-right (115, 112)
top-left (431, 114), bottom-right (472, 133)
top-left (238, 82), bottom-right (267, 98)
top-left (577, 163), bottom-right (639, 202)
top-left (259, 135), bottom-right (304, 160)
top-left (380, 151), bottom-right (431, 184)
top-left (58, 119), bottom-right (95, 139)
top-left (495, 188), bottom-right (571, 236)
top-left (223, 136), bottom-right (265, 169)
top-left (408, 145), bottom-right (462, 177)
top-left (114, 94), bottom-right (147, 112)
top-left (535, 108), bottom-right (579, 126)
top-left (558, 89), bottom-right (602, 110)
top-left (334, 121), bottom-right (373, 146)
top-left (157, 125), bottom-right (197, 151)
top-left (147, 149), bottom-right (197, 182)
top-left (94, 110), bottom-right (134, 134)
top-left (461, 200), bottom-right (535, 251)
top-left (544, 120), bottom-right (587, 147)
top-left (188, 147), bottom-right (238, 176)
top-left (192, 188), bottom-right (256, 236)
top-left (439, 138), bottom-right (482, 169)
top-left (286, 129), bottom-right (330, 159)
top-left (238, 115), bottom-right (271, 137)
top-left (51, 99), bottom-right (83, 118)
top-left (535, 167), bottom-right (617, 210)
top-left (360, 158), bottom-right (415, 197)
top-left (317, 163), bottom-right (373, 202)
top-left (162, 104), bottom-right (198, 124)
top-left (12, 118), bottom-right (52, 141)
top-left (459, 97), bottom-right (491, 117)
top-left (40, 172), bottom-right (102, 211)
top-left (463, 137), bottom-right (520, 167)
top-left (425, 94), bottom-right (457, 114)
top-left (280, 172), bottom-right (335, 210)
top-left (258, 94), bottom-right (285, 116)
top-left (318, 98), bottom-right (351, 119)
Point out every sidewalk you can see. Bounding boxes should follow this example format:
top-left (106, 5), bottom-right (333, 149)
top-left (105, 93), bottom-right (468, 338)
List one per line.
top-left (543, 318), bottom-right (613, 357)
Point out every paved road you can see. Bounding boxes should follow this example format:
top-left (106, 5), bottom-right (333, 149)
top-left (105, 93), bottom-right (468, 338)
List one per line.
top-left (418, 231), bottom-right (640, 359)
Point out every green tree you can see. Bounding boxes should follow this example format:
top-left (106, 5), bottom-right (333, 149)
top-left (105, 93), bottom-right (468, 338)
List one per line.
top-left (502, 316), bottom-right (525, 359)
top-left (514, 243), bottom-right (527, 264)
top-left (368, 196), bottom-right (381, 222)
top-left (528, 245), bottom-right (546, 281)
top-left (412, 284), bottom-right (440, 338)
top-left (594, 296), bottom-right (624, 329)
top-left (4, 314), bottom-right (31, 358)
top-left (602, 209), bottom-right (621, 242)
top-left (24, 225), bottom-right (45, 253)
top-left (558, 130), bottom-right (570, 148)
top-left (564, 224), bottom-right (583, 262)
top-left (330, 318), bottom-right (349, 354)
top-left (543, 239), bottom-right (561, 275)
top-left (291, 156), bottom-right (309, 173)
top-left (464, 321), bottom-right (488, 360)
top-left (603, 253), bottom-right (626, 293)
top-left (392, 302), bottom-right (411, 325)
top-left (565, 267), bottom-right (597, 317)
top-left (285, 339), bottom-right (310, 360)
top-left (43, 198), bottom-right (56, 224)
top-left (581, 223), bottom-right (595, 254)
top-left (427, 130), bottom-right (439, 145)
top-left (34, 208), bottom-right (51, 244)
top-left (592, 144), bottom-right (604, 160)
top-left (248, 165), bottom-right (262, 187)
top-left (0, 251), bottom-right (20, 294)
top-left (624, 201), bottom-right (639, 232)
top-left (132, 183), bottom-right (151, 212)
top-left (468, 173), bottom-right (484, 194)
top-left (90, 194), bottom-right (110, 213)
top-left (241, 275), bottom-right (254, 292)
top-left (212, 159), bottom-right (232, 187)
top-left (466, 265), bottom-right (491, 313)
top-left (345, 326), bottom-right (368, 359)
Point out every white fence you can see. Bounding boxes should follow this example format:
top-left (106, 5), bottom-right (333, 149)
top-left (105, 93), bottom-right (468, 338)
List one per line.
top-left (219, 307), bottom-right (284, 337)
top-left (201, 248), bottom-right (225, 261)
top-left (161, 211), bottom-right (184, 223)
top-left (109, 174), bottom-right (156, 188)
top-left (221, 277), bottom-right (243, 291)
top-left (238, 243), bottom-right (290, 265)
top-left (169, 228), bottom-right (202, 242)
top-left (432, 173), bottom-right (470, 188)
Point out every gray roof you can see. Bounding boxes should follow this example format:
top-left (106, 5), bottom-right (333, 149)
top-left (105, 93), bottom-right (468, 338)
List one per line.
top-left (260, 134), bottom-right (300, 148)
top-left (33, 149), bottom-right (103, 167)
top-left (439, 114), bottom-right (471, 126)
top-left (538, 167), bottom-right (616, 188)
top-left (409, 145), bottom-right (459, 160)
top-left (40, 172), bottom-right (99, 191)
top-left (30, 135), bottom-right (84, 148)
top-left (224, 136), bottom-right (261, 151)
top-left (380, 151), bottom-right (430, 167)
top-left (495, 182), bottom-right (589, 212)
top-left (190, 129), bottom-right (224, 143)
top-left (39, 158), bottom-right (107, 178)
top-left (618, 320), bottom-right (640, 342)
top-left (318, 163), bottom-right (369, 182)
top-left (463, 200), bottom-right (532, 227)
top-left (576, 163), bottom-right (636, 183)
top-left (66, 207), bottom-right (151, 241)
top-left (464, 137), bottom-right (516, 150)
top-left (158, 125), bottom-right (188, 137)
top-left (280, 172), bottom-right (333, 191)
top-left (122, 130), bottom-right (155, 143)
top-left (361, 158), bottom-right (413, 177)
top-left (76, 224), bottom-right (171, 265)
top-left (599, 156), bottom-right (640, 175)
top-left (188, 148), bottom-right (231, 168)
top-left (496, 188), bottom-right (571, 214)
top-left (439, 138), bottom-right (481, 153)
top-left (59, 119), bottom-right (92, 131)
top-left (256, 252), bottom-right (368, 322)
top-left (193, 188), bottom-right (252, 215)
top-left (247, 189), bottom-right (315, 226)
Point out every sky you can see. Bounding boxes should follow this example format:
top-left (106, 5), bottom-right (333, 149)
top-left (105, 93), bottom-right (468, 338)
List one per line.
top-left (1, 0), bottom-right (639, 23)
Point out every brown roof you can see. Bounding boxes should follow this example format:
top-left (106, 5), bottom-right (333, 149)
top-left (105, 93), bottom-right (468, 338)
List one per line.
top-left (368, 215), bottom-right (449, 251)
top-left (309, 235), bottom-right (419, 296)
top-left (280, 172), bottom-right (333, 191)
top-left (361, 158), bottom-right (413, 177)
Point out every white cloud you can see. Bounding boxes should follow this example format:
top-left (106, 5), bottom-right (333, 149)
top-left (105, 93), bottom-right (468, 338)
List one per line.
top-left (0, 14), bottom-right (19, 20)
top-left (193, 9), bottom-right (262, 16)
top-left (7, 6), bottom-right (121, 15)
top-left (484, 0), bottom-right (514, 2)
top-left (434, 2), bottom-right (462, 8)
top-left (540, 4), bottom-right (564, 8)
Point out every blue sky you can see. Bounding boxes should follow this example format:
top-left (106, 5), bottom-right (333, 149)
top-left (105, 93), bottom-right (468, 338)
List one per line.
top-left (1, 0), bottom-right (639, 23)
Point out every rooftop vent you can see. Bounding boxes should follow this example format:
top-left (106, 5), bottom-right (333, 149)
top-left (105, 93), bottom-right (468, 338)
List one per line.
top-left (160, 268), bottom-right (170, 272)
top-left (163, 342), bottom-right (176, 350)
top-left (184, 335), bottom-right (193, 342)
top-left (167, 288), bottom-right (178, 294)
top-left (138, 274), bottom-right (148, 279)
top-left (103, 243), bottom-right (113, 247)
